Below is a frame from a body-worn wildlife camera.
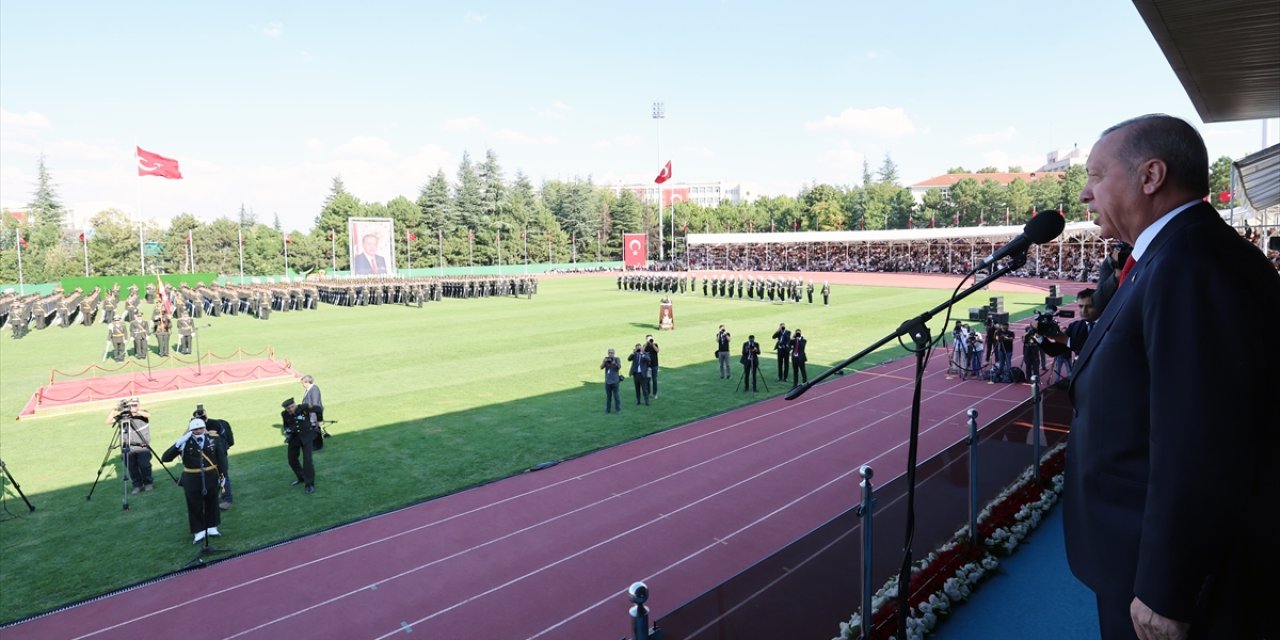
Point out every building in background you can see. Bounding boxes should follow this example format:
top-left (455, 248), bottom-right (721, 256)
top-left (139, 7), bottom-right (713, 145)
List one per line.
top-left (613, 181), bottom-right (747, 208)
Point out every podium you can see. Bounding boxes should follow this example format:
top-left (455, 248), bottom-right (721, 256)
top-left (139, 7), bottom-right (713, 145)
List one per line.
top-left (658, 301), bottom-right (674, 330)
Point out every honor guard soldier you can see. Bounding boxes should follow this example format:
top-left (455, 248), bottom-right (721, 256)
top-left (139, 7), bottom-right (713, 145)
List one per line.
top-left (821, 281), bottom-right (831, 306)
top-left (108, 318), bottom-right (128, 361)
top-left (807, 280), bottom-right (815, 304)
top-left (130, 313), bottom-right (149, 358)
top-left (176, 311), bottom-right (194, 355)
top-left (161, 418), bottom-right (227, 544)
top-left (153, 313), bottom-right (172, 357)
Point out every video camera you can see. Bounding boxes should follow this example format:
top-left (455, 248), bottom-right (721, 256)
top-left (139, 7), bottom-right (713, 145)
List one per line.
top-left (1031, 307), bottom-right (1075, 337)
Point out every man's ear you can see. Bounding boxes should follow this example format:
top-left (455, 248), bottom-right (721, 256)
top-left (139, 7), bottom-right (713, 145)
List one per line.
top-left (1139, 158), bottom-right (1168, 195)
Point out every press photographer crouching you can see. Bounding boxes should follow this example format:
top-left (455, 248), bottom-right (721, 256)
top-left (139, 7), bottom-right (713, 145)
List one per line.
top-left (105, 397), bottom-right (153, 494)
top-left (281, 397), bottom-right (317, 494)
top-left (160, 418), bottom-right (227, 544)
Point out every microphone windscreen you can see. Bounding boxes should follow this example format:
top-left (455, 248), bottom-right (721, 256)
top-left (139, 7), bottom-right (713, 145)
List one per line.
top-left (1026, 211), bottom-right (1066, 244)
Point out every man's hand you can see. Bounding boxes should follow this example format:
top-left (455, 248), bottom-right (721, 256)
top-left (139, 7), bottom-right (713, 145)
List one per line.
top-left (1130, 597), bottom-right (1190, 640)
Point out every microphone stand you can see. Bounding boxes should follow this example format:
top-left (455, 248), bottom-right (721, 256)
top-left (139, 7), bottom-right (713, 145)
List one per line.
top-left (786, 254), bottom-right (1026, 640)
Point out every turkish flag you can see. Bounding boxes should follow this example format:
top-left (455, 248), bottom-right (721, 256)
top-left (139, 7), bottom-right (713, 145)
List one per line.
top-left (662, 187), bottom-right (688, 207)
top-left (654, 160), bottom-right (672, 184)
top-left (79, 232), bottom-right (86, 242)
top-left (408, 231), bottom-right (416, 242)
top-left (137, 146), bottom-right (183, 179)
top-left (1218, 190), bottom-right (1231, 203)
top-left (623, 233), bottom-right (647, 268)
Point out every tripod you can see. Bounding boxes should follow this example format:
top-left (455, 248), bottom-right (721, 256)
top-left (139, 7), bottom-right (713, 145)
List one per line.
top-left (85, 414), bottom-right (177, 509)
top-left (734, 356), bottom-right (768, 394)
top-left (0, 458), bottom-right (36, 513)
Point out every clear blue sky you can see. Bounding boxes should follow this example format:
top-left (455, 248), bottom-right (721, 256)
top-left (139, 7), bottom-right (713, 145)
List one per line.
top-left (1, 1), bottom-right (1274, 232)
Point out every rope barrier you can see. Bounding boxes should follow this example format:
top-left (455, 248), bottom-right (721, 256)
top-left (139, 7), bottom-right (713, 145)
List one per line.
top-left (48, 346), bottom-right (276, 385)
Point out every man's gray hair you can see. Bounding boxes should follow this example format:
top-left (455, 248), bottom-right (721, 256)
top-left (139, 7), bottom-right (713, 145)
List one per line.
top-left (1101, 114), bottom-right (1209, 196)
top-left (301, 375), bottom-right (314, 384)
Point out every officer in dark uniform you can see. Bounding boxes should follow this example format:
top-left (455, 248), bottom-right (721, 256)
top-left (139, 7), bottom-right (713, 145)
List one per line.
top-left (160, 418), bottom-right (227, 544)
top-left (281, 398), bottom-right (317, 494)
top-left (195, 405), bottom-right (235, 510)
top-left (821, 281), bottom-right (831, 306)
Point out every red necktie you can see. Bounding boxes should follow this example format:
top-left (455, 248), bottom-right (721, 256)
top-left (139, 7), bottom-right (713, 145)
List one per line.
top-left (370, 257), bottom-right (378, 276)
top-left (1116, 255), bottom-right (1136, 288)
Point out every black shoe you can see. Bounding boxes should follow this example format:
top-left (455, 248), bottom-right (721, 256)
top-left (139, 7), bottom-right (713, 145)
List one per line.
top-left (305, 485), bottom-right (315, 494)
top-left (291, 479), bottom-right (303, 486)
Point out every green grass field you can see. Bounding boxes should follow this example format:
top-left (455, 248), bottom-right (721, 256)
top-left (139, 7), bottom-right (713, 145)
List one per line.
top-left (0, 275), bottom-right (1046, 624)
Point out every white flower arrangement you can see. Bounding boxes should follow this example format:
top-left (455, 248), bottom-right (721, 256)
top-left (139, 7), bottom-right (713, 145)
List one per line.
top-left (835, 442), bottom-right (1067, 639)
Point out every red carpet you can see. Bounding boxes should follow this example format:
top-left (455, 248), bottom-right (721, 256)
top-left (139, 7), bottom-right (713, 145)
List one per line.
top-left (19, 353), bottom-right (296, 419)
top-left (7, 354), bottom-right (1037, 639)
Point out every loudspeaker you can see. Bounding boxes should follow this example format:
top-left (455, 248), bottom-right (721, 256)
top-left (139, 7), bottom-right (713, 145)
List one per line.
top-left (991, 312), bottom-right (1009, 325)
top-left (1269, 237), bottom-right (1280, 251)
top-left (1048, 285), bottom-right (1060, 298)
top-left (1046, 296), bottom-right (1063, 307)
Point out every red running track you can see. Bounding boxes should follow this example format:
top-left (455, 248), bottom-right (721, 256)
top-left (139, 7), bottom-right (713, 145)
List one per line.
top-left (9, 353), bottom-right (1035, 640)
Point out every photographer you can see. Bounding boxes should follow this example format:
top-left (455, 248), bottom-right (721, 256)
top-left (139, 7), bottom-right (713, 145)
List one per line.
top-left (105, 397), bottom-right (153, 494)
top-left (280, 398), bottom-right (317, 494)
top-left (161, 418), bottom-right (226, 543)
top-left (965, 328), bottom-right (984, 381)
top-left (1041, 289), bottom-right (1099, 384)
top-left (771, 323), bottom-right (791, 382)
top-left (740, 335), bottom-right (761, 392)
top-left (643, 335), bottom-right (660, 399)
top-left (600, 348), bottom-right (622, 414)
top-left (627, 344), bottom-right (650, 406)
top-left (715, 325), bottom-right (732, 379)
top-left (993, 323), bottom-right (1015, 382)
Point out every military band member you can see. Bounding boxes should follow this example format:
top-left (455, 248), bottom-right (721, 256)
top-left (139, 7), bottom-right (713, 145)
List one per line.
top-left (154, 313), bottom-right (172, 357)
top-left (807, 281), bottom-right (815, 304)
top-left (176, 311), bottom-right (194, 355)
top-left (821, 281), bottom-right (831, 306)
top-left (109, 318), bottom-right (128, 361)
top-left (130, 314), bottom-right (149, 358)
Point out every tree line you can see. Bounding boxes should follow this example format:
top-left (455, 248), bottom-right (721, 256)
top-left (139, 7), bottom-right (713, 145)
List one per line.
top-left (1, 150), bottom-right (1240, 283)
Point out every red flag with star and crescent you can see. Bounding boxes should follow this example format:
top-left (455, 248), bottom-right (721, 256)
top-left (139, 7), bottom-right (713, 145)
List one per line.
top-left (654, 161), bottom-right (672, 184)
top-left (623, 233), bottom-right (647, 268)
top-left (137, 146), bottom-right (183, 179)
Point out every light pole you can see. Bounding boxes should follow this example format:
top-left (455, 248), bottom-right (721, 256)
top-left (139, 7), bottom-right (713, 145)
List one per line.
top-left (653, 101), bottom-right (665, 261)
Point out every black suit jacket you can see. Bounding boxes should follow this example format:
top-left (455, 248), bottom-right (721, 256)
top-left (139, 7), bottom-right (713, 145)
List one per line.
top-left (353, 253), bottom-right (388, 275)
top-left (1064, 202), bottom-right (1279, 633)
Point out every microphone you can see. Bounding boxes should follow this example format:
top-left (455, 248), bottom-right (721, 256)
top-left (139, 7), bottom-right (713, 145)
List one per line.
top-left (974, 212), bottom-right (1065, 272)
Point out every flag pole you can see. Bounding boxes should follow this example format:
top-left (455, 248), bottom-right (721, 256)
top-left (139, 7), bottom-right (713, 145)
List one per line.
top-left (15, 229), bottom-right (25, 295)
top-left (82, 232), bottom-right (90, 276)
top-left (283, 236), bottom-right (290, 278)
top-left (238, 227), bottom-right (245, 285)
top-left (135, 142), bottom-right (145, 275)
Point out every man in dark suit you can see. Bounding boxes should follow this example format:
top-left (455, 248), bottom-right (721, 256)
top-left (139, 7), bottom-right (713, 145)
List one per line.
top-left (1066, 114), bottom-right (1279, 639)
top-left (771, 323), bottom-right (791, 382)
top-left (740, 335), bottom-right (761, 392)
top-left (352, 234), bottom-right (389, 275)
top-left (789, 328), bottom-right (808, 385)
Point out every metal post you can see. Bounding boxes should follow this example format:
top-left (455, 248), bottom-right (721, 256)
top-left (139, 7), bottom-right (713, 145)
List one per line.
top-left (857, 465), bottom-right (875, 640)
top-left (1030, 375), bottom-right (1042, 478)
top-left (653, 101), bottom-right (665, 261)
top-left (626, 581), bottom-right (663, 639)
top-left (966, 408), bottom-right (980, 546)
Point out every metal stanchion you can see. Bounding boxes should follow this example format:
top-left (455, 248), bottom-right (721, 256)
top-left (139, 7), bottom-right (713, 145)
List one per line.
top-left (624, 581), bottom-right (663, 640)
top-left (857, 465), bottom-right (876, 640)
top-left (1030, 375), bottom-right (1042, 479)
top-left (966, 408), bottom-right (980, 546)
